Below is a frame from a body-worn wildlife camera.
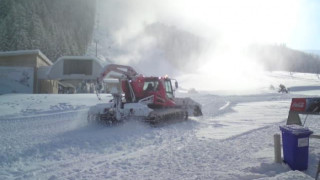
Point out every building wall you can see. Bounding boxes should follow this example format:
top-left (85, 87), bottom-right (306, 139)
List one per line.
top-left (36, 56), bottom-right (59, 94)
top-left (0, 51), bottom-right (58, 94)
top-left (0, 54), bottom-right (38, 93)
top-left (47, 56), bottom-right (104, 80)
top-left (0, 54), bottom-right (37, 67)
top-left (36, 56), bottom-right (51, 67)
top-left (38, 80), bottom-right (59, 94)
top-left (0, 66), bottom-right (34, 94)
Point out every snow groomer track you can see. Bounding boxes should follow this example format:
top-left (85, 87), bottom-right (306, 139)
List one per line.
top-left (0, 109), bottom-right (87, 122)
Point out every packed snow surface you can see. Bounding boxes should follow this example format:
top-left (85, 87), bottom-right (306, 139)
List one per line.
top-left (0, 72), bottom-right (320, 180)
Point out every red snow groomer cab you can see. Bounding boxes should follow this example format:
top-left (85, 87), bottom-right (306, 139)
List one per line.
top-left (88, 64), bottom-right (202, 124)
top-left (121, 76), bottom-right (177, 108)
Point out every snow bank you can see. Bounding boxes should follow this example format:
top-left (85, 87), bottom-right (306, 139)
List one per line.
top-left (0, 94), bottom-right (110, 118)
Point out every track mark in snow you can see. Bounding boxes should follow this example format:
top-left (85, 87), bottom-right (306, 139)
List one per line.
top-left (0, 109), bottom-right (88, 122)
top-left (7, 121), bottom-right (198, 179)
top-left (219, 101), bottom-right (230, 111)
top-left (196, 100), bottom-right (290, 140)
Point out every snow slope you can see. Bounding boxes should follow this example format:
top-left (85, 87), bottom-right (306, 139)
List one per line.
top-left (0, 71), bottom-right (320, 180)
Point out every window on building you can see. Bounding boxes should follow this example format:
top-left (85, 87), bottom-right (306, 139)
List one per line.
top-left (63, 60), bottom-right (92, 75)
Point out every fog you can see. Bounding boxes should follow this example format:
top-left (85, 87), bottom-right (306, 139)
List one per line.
top-left (93, 0), bottom-right (302, 91)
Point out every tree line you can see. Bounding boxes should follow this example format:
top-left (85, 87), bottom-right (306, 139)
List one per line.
top-left (0, 0), bottom-right (96, 61)
top-left (248, 44), bottom-right (320, 74)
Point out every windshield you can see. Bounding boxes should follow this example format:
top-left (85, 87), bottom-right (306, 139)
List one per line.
top-left (164, 79), bottom-right (174, 99)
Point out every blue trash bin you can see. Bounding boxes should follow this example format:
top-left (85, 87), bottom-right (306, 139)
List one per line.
top-left (280, 125), bottom-right (313, 170)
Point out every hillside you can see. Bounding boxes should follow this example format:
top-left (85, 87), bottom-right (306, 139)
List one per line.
top-left (0, 0), bottom-right (96, 61)
top-left (304, 50), bottom-right (320, 57)
top-left (248, 44), bottom-right (320, 74)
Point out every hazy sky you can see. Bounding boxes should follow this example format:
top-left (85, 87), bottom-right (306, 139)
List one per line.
top-left (98, 0), bottom-right (320, 50)
top-left (288, 0), bottom-right (320, 50)
top-left (96, 0), bottom-right (320, 90)
top-left (162, 0), bottom-right (320, 50)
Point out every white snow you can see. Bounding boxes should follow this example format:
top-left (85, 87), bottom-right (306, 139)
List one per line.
top-left (0, 71), bottom-right (320, 180)
top-left (196, 100), bottom-right (290, 140)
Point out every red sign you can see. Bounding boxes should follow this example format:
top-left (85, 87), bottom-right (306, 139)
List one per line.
top-left (290, 98), bottom-right (306, 112)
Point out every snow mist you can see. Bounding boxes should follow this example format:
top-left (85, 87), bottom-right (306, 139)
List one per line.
top-left (91, 0), bottom-right (301, 92)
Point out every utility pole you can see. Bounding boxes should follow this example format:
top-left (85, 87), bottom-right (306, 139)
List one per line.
top-left (94, 0), bottom-right (100, 57)
top-left (95, 40), bottom-right (98, 57)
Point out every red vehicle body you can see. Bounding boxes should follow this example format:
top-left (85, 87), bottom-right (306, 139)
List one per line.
top-left (121, 75), bottom-right (176, 108)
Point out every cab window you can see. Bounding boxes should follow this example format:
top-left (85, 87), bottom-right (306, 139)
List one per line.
top-left (143, 80), bottom-right (158, 91)
top-left (165, 80), bottom-right (174, 99)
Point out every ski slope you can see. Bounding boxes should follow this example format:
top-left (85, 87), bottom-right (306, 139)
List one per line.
top-left (0, 72), bottom-right (320, 180)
